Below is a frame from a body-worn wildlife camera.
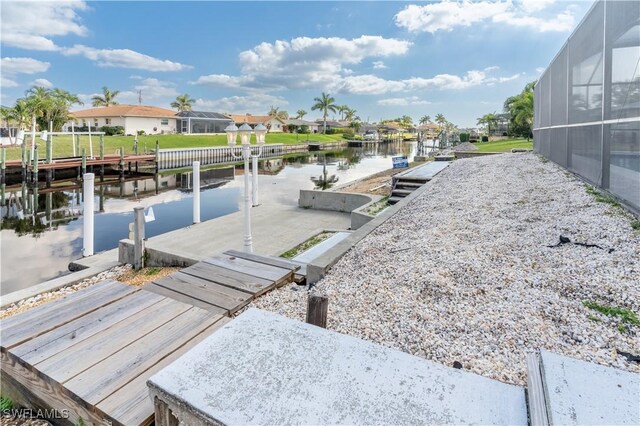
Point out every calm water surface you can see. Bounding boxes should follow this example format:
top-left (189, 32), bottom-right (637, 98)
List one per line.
top-left (1, 143), bottom-right (418, 294)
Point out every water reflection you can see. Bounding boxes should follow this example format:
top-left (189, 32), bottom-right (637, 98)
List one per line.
top-left (1, 142), bottom-right (419, 294)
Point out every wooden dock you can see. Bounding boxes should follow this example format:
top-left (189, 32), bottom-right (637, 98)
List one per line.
top-left (1, 252), bottom-right (304, 425)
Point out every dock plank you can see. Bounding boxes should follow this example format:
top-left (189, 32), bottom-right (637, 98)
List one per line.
top-left (181, 262), bottom-right (274, 295)
top-left (12, 290), bottom-right (164, 365)
top-left (154, 272), bottom-right (251, 313)
top-left (1, 281), bottom-right (138, 349)
top-left (98, 317), bottom-right (231, 426)
top-left (65, 307), bottom-right (222, 406)
top-left (36, 297), bottom-right (191, 383)
top-left (144, 282), bottom-right (227, 315)
top-left (203, 254), bottom-right (293, 285)
top-left (0, 280), bottom-right (121, 331)
top-left (223, 250), bottom-right (301, 272)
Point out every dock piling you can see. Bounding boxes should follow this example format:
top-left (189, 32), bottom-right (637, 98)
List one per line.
top-left (33, 148), bottom-right (39, 183)
top-left (252, 155), bottom-right (259, 206)
top-left (81, 148), bottom-right (87, 175)
top-left (306, 295), bottom-right (329, 328)
top-left (1, 147), bottom-right (5, 185)
top-left (83, 173), bottom-right (95, 256)
top-left (193, 161), bottom-right (201, 224)
top-left (133, 206), bottom-right (145, 270)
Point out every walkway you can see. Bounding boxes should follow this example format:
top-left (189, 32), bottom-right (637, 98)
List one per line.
top-left (1, 251), bottom-right (299, 425)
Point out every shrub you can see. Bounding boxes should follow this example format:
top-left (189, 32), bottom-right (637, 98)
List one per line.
top-left (137, 130), bottom-right (146, 136)
top-left (459, 133), bottom-right (470, 142)
top-left (298, 125), bottom-right (309, 134)
top-left (342, 129), bottom-right (355, 139)
top-left (100, 126), bottom-right (125, 136)
top-left (481, 136), bottom-right (489, 142)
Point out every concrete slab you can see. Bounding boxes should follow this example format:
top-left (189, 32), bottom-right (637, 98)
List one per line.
top-left (148, 309), bottom-right (528, 425)
top-left (541, 350), bottom-right (640, 425)
top-left (292, 231), bottom-right (351, 264)
top-left (397, 161), bottom-right (450, 180)
top-left (143, 203), bottom-right (351, 260)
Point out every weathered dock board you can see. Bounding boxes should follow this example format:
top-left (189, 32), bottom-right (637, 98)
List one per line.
top-left (144, 252), bottom-right (298, 313)
top-left (0, 280), bottom-right (229, 425)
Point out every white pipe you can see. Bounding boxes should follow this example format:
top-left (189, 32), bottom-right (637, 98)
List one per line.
top-left (193, 160), bottom-right (200, 224)
top-left (71, 121), bottom-right (76, 157)
top-left (83, 173), bottom-right (95, 256)
top-left (30, 115), bottom-right (36, 161)
top-left (252, 155), bottom-right (259, 206)
top-left (88, 121), bottom-right (93, 158)
top-left (243, 146), bottom-right (252, 252)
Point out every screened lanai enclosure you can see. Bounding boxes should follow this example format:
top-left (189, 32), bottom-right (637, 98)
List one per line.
top-left (176, 111), bottom-right (233, 134)
top-left (534, 0), bottom-right (640, 212)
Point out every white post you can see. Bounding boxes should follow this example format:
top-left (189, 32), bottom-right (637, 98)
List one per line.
top-left (30, 115), bottom-right (36, 161)
top-left (83, 173), bottom-right (95, 256)
top-left (252, 155), bottom-right (259, 206)
top-left (88, 120), bottom-right (93, 158)
top-left (192, 160), bottom-right (201, 224)
top-left (243, 147), bottom-right (252, 252)
top-left (71, 121), bottom-right (76, 157)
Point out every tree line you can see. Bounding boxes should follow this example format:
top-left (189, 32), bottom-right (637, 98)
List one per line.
top-left (477, 81), bottom-right (535, 140)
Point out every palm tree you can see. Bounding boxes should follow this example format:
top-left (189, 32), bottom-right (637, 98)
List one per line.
top-left (477, 113), bottom-right (497, 137)
top-left (505, 82), bottom-right (535, 140)
top-left (311, 92), bottom-right (337, 134)
top-left (91, 86), bottom-right (120, 107)
top-left (171, 94), bottom-right (195, 112)
top-left (435, 113), bottom-right (447, 130)
top-left (45, 88), bottom-right (82, 131)
top-left (296, 109), bottom-right (307, 119)
top-left (345, 107), bottom-right (357, 122)
top-left (268, 105), bottom-right (289, 120)
top-left (400, 115), bottom-right (413, 128)
top-left (311, 160), bottom-right (339, 190)
top-left (419, 115), bottom-right (431, 125)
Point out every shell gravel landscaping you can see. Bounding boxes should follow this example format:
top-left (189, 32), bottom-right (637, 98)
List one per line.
top-left (251, 152), bottom-right (640, 385)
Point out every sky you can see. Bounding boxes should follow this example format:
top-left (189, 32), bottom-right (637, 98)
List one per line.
top-left (0, 0), bottom-right (594, 128)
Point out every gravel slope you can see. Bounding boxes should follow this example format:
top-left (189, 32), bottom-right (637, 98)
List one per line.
top-left (251, 153), bottom-right (639, 385)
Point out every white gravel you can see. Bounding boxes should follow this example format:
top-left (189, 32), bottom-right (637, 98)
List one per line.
top-left (251, 153), bottom-right (640, 385)
top-left (0, 265), bottom-right (132, 319)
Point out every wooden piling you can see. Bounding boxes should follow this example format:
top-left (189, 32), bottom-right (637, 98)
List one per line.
top-left (46, 134), bottom-right (52, 164)
top-left (133, 206), bottom-right (145, 271)
top-left (306, 295), bottom-right (329, 328)
top-left (119, 147), bottom-right (125, 179)
top-left (155, 140), bottom-right (160, 173)
top-left (100, 134), bottom-right (105, 180)
top-left (1, 147), bottom-right (5, 184)
top-left (32, 149), bottom-right (39, 183)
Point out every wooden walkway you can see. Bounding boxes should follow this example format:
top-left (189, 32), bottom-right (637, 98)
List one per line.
top-left (1, 252), bottom-right (303, 425)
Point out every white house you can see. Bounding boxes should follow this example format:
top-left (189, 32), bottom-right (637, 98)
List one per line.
top-left (67, 105), bottom-right (178, 135)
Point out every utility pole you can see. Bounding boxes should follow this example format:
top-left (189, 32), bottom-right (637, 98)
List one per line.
top-left (138, 90), bottom-right (143, 105)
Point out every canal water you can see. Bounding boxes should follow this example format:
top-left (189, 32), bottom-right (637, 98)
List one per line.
top-left (0, 142), bottom-right (418, 295)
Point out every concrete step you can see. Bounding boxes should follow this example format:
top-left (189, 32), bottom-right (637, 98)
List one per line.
top-left (388, 196), bottom-right (403, 204)
top-left (392, 189), bottom-right (414, 197)
top-left (435, 155), bottom-right (455, 161)
top-left (527, 350), bottom-right (640, 425)
top-left (395, 181), bottom-right (423, 189)
top-left (292, 232), bottom-right (351, 264)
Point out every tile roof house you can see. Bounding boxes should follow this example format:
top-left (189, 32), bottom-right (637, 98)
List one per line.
top-left (67, 105), bottom-right (177, 135)
top-left (225, 114), bottom-right (285, 132)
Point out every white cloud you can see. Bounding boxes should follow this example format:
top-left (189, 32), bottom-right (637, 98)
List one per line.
top-left (0, 57), bottom-right (50, 88)
top-left (1, 57), bottom-right (51, 75)
top-left (194, 94), bottom-right (289, 114)
top-left (395, 1), bottom-right (511, 33)
top-left (520, 0), bottom-right (555, 13)
top-left (0, 1), bottom-right (88, 51)
top-left (395, 1), bottom-right (574, 33)
top-left (405, 70), bottom-right (489, 90)
top-left (493, 10), bottom-right (574, 32)
top-left (373, 61), bottom-right (387, 69)
top-left (62, 45), bottom-right (191, 71)
top-left (31, 78), bottom-right (54, 88)
top-left (333, 75), bottom-right (406, 95)
top-left (535, 67), bottom-right (545, 73)
top-left (118, 78), bottom-right (179, 103)
top-left (1, 77), bottom-right (19, 88)
top-left (192, 35), bottom-right (411, 92)
top-left (377, 96), bottom-right (430, 106)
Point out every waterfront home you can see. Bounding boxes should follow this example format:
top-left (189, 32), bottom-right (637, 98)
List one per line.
top-left (225, 113), bottom-right (285, 132)
top-left (283, 118), bottom-right (320, 133)
top-left (67, 105), bottom-right (177, 135)
top-left (176, 111), bottom-right (233, 134)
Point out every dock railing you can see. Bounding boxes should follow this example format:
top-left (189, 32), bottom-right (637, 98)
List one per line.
top-left (156, 144), bottom-right (287, 170)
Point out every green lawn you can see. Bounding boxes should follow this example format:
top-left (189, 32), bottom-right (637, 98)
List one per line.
top-left (473, 138), bottom-right (533, 153)
top-left (3, 133), bottom-right (345, 161)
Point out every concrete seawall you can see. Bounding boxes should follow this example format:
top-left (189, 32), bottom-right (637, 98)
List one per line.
top-left (298, 190), bottom-right (382, 230)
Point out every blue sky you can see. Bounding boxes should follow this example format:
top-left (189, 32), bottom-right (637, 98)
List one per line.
top-left (1, 0), bottom-right (593, 127)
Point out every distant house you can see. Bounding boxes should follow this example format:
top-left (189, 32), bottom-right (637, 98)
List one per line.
top-left (417, 123), bottom-right (439, 139)
top-left (176, 111), bottom-right (233, 134)
top-left (283, 119), bottom-right (319, 133)
top-left (315, 119), bottom-right (344, 132)
top-left (67, 105), bottom-right (177, 135)
top-left (225, 114), bottom-right (285, 133)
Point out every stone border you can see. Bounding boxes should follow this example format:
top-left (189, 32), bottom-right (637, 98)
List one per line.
top-left (305, 177), bottom-right (434, 284)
